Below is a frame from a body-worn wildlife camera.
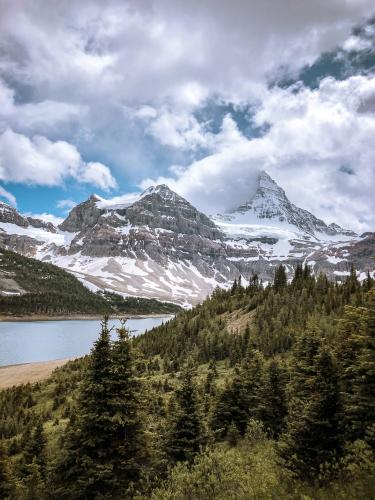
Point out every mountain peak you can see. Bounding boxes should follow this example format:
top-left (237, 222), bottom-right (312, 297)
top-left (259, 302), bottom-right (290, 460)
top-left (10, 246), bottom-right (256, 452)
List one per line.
top-left (0, 201), bottom-right (29, 228)
top-left (141, 183), bottom-right (176, 197)
top-left (226, 170), bottom-right (288, 219)
top-left (257, 171), bottom-right (283, 193)
top-left (89, 194), bottom-right (103, 202)
top-left (215, 170), bottom-right (356, 239)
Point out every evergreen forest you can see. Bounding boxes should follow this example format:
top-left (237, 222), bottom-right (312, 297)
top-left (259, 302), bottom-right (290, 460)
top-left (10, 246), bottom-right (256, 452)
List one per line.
top-left (0, 263), bottom-right (374, 498)
top-left (0, 249), bottom-right (180, 316)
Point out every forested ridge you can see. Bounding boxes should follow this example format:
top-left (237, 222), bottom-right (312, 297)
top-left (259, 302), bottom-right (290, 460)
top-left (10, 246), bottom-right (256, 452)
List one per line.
top-left (0, 249), bottom-right (181, 316)
top-left (0, 264), bottom-right (374, 499)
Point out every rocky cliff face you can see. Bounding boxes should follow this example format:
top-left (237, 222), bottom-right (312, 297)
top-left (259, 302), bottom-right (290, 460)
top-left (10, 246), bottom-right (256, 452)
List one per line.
top-left (0, 174), bottom-right (373, 305)
top-left (0, 202), bottom-right (29, 227)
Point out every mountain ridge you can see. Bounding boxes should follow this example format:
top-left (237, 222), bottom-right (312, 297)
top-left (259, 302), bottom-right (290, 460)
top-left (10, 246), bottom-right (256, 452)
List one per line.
top-left (0, 172), bottom-right (373, 304)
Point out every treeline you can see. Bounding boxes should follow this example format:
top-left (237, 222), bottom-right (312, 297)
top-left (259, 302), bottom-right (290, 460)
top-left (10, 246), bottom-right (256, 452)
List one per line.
top-left (100, 291), bottom-right (181, 314)
top-left (135, 264), bottom-right (373, 365)
top-left (0, 291), bottom-right (110, 315)
top-left (0, 249), bottom-right (181, 315)
top-left (0, 264), bottom-right (374, 498)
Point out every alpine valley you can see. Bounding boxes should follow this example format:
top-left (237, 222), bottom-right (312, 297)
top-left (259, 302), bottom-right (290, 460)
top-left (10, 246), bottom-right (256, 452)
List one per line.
top-left (0, 171), bottom-right (374, 305)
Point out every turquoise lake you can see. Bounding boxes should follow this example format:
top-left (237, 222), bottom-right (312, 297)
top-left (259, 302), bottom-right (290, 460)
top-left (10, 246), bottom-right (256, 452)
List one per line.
top-left (0, 316), bottom-right (170, 366)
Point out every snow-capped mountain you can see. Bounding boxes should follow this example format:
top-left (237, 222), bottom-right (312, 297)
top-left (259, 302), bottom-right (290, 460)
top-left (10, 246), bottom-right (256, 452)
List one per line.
top-left (213, 171), bottom-right (356, 239)
top-left (0, 173), bottom-right (373, 305)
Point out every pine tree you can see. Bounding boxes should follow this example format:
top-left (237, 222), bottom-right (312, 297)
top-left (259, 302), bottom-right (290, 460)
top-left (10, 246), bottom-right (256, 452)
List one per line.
top-left (53, 317), bottom-right (116, 498)
top-left (231, 278), bottom-right (238, 294)
top-left (341, 289), bottom-right (375, 446)
top-left (287, 323), bottom-right (322, 401)
top-left (210, 349), bottom-right (265, 440)
top-left (363, 271), bottom-right (373, 292)
top-left (54, 319), bottom-right (149, 498)
top-left (241, 348), bottom-right (265, 422)
top-left (165, 361), bottom-right (205, 463)
top-left (292, 263), bottom-right (303, 288)
top-left (24, 421), bottom-right (46, 475)
top-left (211, 367), bottom-right (250, 439)
top-left (107, 321), bottom-right (148, 494)
top-left (278, 347), bottom-right (343, 482)
top-left (274, 265), bottom-right (287, 291)
top-left (0, 441), bottom-right (14, 499)
top-left (204, 359), bottom-right (218, 396)
top-left (260, 360), bottom-right (287, 438)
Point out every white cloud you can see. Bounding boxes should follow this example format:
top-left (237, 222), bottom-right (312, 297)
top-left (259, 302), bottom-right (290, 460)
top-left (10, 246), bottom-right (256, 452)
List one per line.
top-left (0, 185), bottom-right (17, 206)
top-left (147, 108), bottom-right (209, 150)
top-left (342, 35), bottom-right (373, 52)
top-left (142, 75), bottom-right (375, 232)
top-left (0, 0), bottom-right (374, 230)
top-left (133, 105), bottom-right (157, 119)
top-left (1, 0), bottom-right (372, 100)
top-left (0, 128), bottom-right (117, 190)
top-left (0, 78), bottom-right (84, 135)
top-left (78, 161), bottom-right (117, 190)
top-left (56, 199), bottom-right (78, 210)
top-left (26, 212), bottom-right (64, 226)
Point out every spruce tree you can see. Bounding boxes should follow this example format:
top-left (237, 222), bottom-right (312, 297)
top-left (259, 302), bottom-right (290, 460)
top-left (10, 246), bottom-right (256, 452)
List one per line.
top-left (107, 321), bottom-right (148, 495)
top-left (241, 348), bottom-right (265, 422)
top-left (260, 360), bottom-right (287, 438)
top-left (292, 263), bottom-right (303, 288)
top-left (165, 361), bottom-right (205, 463)
top-left (54, 319), bottom-right (148, 498)
top-left (274, 265), bottom-right (287, 291)
top-left (0, 441), bottom-right (14, 499)
top-left (53, 317), bottom-right (116, 498)
top-left (24, 421), bottom-right (46, 475)
top-left (210, 349), bottom-right (265, 440)
top-left (341, 289), bottom-right (375, 446)
top-left (204, 358), bottom-right (218, 413)
top-left (279, 347), bottom-right (343, 482)
top-left (211, 367), bottom-right (249, 439)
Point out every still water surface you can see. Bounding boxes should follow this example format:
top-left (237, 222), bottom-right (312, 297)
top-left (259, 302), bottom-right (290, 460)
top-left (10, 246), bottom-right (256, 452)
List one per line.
top-left (0, 316), bottom-right (170, 366)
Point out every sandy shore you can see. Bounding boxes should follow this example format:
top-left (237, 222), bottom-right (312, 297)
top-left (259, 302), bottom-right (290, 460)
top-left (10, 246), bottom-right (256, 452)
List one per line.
top-left (0, 313), bottom-right (173, 322)
top-left (0, 358), bottom-right (74, 389)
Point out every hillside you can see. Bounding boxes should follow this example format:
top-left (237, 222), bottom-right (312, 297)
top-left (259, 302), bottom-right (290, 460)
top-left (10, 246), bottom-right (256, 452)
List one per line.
top-left (0, 264), bottom-right (373, 498)
top-left (0, 249), bottom-right (181, 316)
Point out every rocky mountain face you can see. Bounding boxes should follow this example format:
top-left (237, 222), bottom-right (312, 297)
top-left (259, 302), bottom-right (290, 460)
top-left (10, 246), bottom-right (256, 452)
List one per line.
top-left (0, 174), bottom-right (373, 305)
top-left (0, 202), bottom-right (28, 227)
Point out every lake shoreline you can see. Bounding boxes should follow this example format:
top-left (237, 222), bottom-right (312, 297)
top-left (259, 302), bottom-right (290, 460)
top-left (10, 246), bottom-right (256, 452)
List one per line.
top-left (0, 357), bottom-right (74, 389)
top-left (0, 315), bottom-right (169, 370)
top-left (0, 313), bottom-right (173, 322)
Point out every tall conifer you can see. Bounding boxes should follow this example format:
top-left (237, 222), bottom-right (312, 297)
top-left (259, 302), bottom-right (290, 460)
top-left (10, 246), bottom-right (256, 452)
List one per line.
top-left (165, 361), bottom-right (205, 463)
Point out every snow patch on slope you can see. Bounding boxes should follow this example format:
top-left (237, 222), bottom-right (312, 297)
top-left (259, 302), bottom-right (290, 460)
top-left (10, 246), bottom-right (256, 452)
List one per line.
top-left (0, 222), bottom-right (76, 246)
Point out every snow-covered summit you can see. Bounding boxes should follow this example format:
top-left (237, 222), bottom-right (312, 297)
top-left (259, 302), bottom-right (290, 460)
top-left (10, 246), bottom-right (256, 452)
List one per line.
top-left (95, 184), bottom-right (179, 211)
top-left (213, 171), bottom-right (356, 240)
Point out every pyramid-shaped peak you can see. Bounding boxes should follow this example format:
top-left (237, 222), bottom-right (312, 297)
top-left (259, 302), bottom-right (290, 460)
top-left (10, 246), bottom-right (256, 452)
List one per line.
top-left (257, 171), bottom-right (284, 193)
top-left (155, 183), bottom-right (172, 191)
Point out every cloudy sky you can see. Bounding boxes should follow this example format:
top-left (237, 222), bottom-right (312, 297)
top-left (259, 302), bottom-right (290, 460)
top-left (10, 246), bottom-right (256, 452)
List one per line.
top-left (0, 0), bottom-right (374, 231)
